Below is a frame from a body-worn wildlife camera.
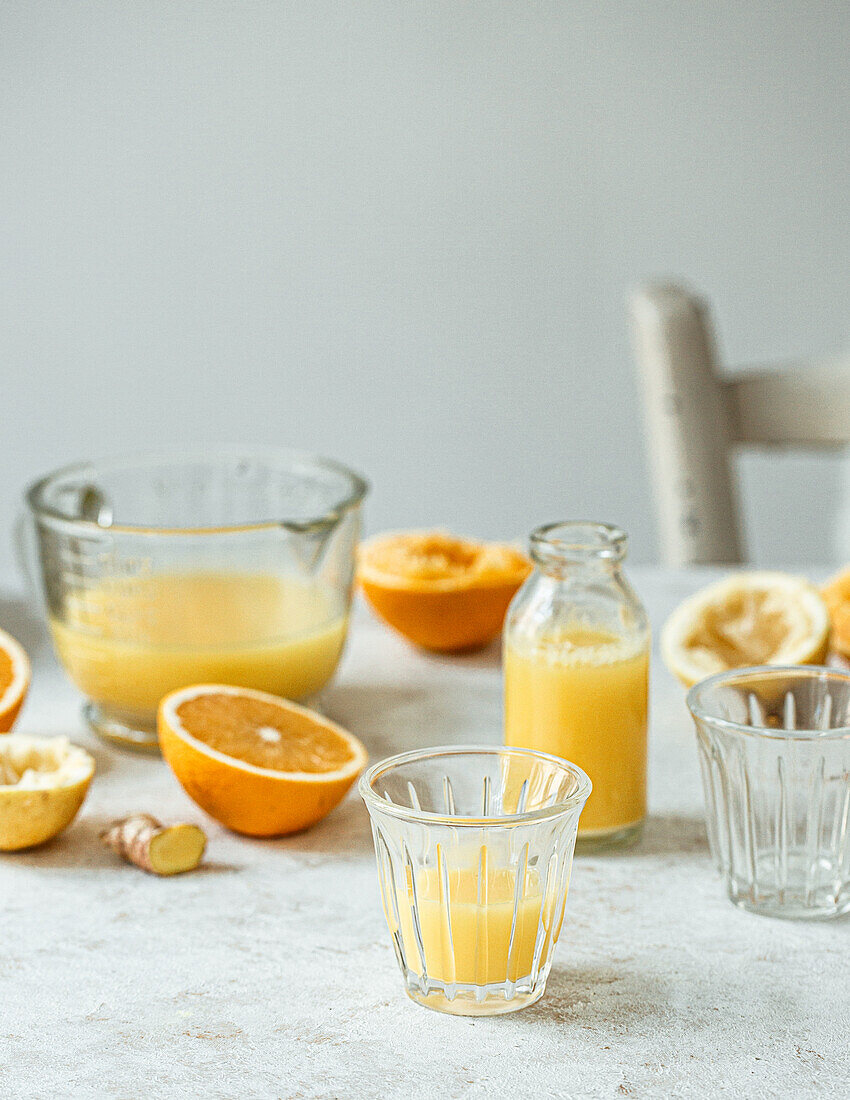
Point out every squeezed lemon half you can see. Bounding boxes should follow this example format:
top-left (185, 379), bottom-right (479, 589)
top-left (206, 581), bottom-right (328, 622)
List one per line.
top-left (0, 736), bottom-right (95, 850)
top-left (661, 572), bottom-right (830, 688)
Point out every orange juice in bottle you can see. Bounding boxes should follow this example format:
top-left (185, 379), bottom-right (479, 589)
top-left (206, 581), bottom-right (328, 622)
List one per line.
top-left (504, 523), bottom-right (649, 850)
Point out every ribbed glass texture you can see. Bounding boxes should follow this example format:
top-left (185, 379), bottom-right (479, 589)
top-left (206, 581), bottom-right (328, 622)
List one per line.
top-left (360, 746), bottom-right (590, 1015)
top-left (688, 666), bottom-right (850, 920)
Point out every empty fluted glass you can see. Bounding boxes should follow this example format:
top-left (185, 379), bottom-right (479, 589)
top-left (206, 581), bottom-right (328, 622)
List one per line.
top-left (688, 666), bottom-right (850, 919)
top-left (360, 746), bottom-right (590, 1015)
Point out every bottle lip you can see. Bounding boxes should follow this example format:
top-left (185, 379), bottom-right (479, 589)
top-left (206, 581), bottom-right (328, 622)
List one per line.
top-left (529, 521), bottom-right (628, 564)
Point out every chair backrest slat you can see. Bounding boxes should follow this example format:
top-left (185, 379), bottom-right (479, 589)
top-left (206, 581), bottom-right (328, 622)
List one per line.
top-left (630, 280), bottom-right (850, 565)
top-left (629, 282), bottom-right (743, 566)
top-left (727, 359), bottom-right (850, 447)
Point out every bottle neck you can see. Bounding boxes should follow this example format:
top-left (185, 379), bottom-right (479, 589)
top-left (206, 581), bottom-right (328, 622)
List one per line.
top-left (529, 521), bottom-right (627, 579)
top-left (532, 554), bottom-right (622, 583)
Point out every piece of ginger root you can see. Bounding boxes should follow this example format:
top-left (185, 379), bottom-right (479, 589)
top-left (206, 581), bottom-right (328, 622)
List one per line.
top-left (101, 814), bottom-right (206, 876)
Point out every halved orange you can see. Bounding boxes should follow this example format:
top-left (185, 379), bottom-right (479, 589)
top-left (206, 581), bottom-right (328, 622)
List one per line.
top-left (0, 628), bottom-right (31, 733)
top-left (158, 684), bottom-right (367, 837)
top-left (358, 530), bottom-right (531, 652)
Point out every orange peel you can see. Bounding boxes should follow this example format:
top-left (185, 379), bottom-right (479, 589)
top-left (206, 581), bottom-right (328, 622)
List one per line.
top-left (158, 685), bottom-right (367, 837)
top-left (0, 627), bottom-right (30, 733)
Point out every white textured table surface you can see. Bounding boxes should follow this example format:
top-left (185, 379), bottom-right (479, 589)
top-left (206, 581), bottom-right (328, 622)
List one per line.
top-left (1, 568), bottom-right (848, 1100)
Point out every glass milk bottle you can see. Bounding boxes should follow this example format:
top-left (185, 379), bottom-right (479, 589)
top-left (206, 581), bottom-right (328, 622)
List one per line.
top-left (503, 522), bottom-right (649, 851)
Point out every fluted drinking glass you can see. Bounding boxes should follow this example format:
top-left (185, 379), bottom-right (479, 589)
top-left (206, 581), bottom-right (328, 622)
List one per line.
top-left (360, 746), bottom-right (590, 1016)
top-left (688, 665), bottom-right (850, 919)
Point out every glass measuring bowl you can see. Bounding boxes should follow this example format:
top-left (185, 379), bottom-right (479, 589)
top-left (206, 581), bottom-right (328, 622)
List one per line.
top-left (360, 745), bottom-right (590, 1016)
top-left (23, 448), bottom-right (368, 751)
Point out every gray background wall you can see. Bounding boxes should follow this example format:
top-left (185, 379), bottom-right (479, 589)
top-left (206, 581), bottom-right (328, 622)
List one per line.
top-left (3, 1), bottom-right (849, 576)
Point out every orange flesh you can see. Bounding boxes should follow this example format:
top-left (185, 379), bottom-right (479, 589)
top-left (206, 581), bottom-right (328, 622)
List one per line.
top-left (0, 650), bottom-right (13, 695)
top-left (363, 533), bottom-right (529, 586)
top-left (174, 694), bottom-right (355, 773)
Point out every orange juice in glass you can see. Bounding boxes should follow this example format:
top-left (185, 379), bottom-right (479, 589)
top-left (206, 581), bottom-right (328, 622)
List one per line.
top-left (504, 523), bottom-right (649, 850)
top-left (360, 746), bottom-right (591, 1015)
top-left (24, 450), bottom-right (367, 750)
top-left (393, 860), bottom-right (557, 987)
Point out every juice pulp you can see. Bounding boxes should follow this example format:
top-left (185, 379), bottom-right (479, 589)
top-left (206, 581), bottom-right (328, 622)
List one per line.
top-left (50, 572), bottom-right (347, 720)
top-left (504, 626), bottom-right (648, 837)
top-left (391, 858), bottom-right (560, 986)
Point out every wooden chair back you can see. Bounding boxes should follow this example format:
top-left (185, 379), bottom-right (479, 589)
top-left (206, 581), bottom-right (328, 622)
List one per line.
top-left (629, 282), bottom-right (850, 565)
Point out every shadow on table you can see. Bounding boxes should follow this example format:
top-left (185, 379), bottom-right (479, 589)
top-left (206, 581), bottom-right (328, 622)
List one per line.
top-left (630, 813), bottom-right (709, 858)
top-left (520, 961), bottom-right (670, 1034)
top-left (76, 738), bottom-right (121, 778)
top-left (7, 813), bottom-right (128, 871)
top-left (269, 790), bottom-right (374, 858)
top-left (0, 587), bottom-right (48, 656)
top-left (186, 859), bottom-right (242, 876)
top-left (64, 735), bottom-right (167, 779)
top-left (10, 810), bottom-right (244, 873)
top-left (416, 637), bottom-right (502, 671)
top-left (320, 681), bottom-right (502, 761)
